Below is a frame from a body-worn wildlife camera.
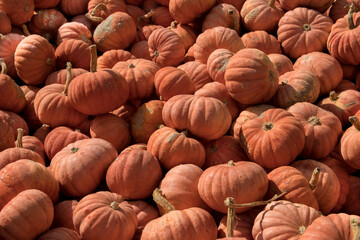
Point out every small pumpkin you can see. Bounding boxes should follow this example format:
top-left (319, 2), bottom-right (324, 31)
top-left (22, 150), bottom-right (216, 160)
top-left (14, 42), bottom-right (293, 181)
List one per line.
top-left (241, 30), bottom-right (282, 54)
top-left (206, 48), bottom-right (234, 84)
top-left (202, 3), bottom-right (240, 32)
top-left (278, 0), bottom-right (334, 12)
top-left (340, 116), bottom-right (360, 169)
top-left (0, 10), bottom-right (11, 34)
top-left (168, 21), bottom-right (197, 51)
top-left (0, 0), bottom-right (35, 25)
top-left (34, 0), bottom-right (60, 9)
top-left (61, 0), bottom-right (88, 16)
top-left (131, 40), bottom-right (151, 60)
top-left (55, 39), bottom-right (91, 70)
top-left (0, 33), bottom-right (25, 78)
top-left (342, 175), bottom-right (360, 215)
top-left (38, 228), bottom-right (80, 240)
top-left (129, 201), bottom-right (159, 240)
top-left (0, 118), bottom-right (14, 152)
top-left (169, 0), bottom-right (216, 24)
top-left (97, 49), bottom-right (134, 70)
top-left (57, 22), bottom-right (92, 46)
top-left (268, 53), bottom-right (294, 76)
top-left (177, 61), bottom-right (212, 90)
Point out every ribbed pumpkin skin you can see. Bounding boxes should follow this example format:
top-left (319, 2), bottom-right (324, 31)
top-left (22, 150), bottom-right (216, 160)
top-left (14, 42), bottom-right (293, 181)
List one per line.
top-left (327, 11), bottom-right (360, 65)
top-left (242, 30), bottom-right (282, 54)
top-left (129, 201), bottom-right (159, 240)
top-left (168, 21), bottom-right (196, 51)
top-left (342, 175), bottom-right (360, 215)
top-left (87, 0), bottom-right (127, 20)
top-left (148, 28), bottom-right (186, 67)
top-left (14, 35), bottom-right (56, 85)
top-left (252, 201), bottom-right (321, 240)
top-left (0, 33), bottom-right (25, 78)
top-left (55, 39), bottom-right (91, 70)
top-left (198, 161), bottom-right (268, 213)
top-left (34, 84), bottom-right (87, 128)
top-left (97, 49), bottom-right (134, 70)
top-left (93, 12), bottom-right (136, 52)
top-left (52, 200), bottom-right (78, 230)
top-left (277, 7), bottom-right (333, 59)
top-left (28, 9), bottom-right (67, 38)
top-left (240, 108), bottom-right (305, 169)
top-left (206, 48), bottom-right (234, 84)
top-left (106, 148), bottom-right (162, 199)
top-left (340, 119), bottom-right (360, 169)
top-left (0, 0), bottom-right (35, 25)
top-left (266, 166), bottom-right (319, 210)
top-left (0, 74), bottom-right (26, 113)
top-left (0, 10), bottom-right (11, 34)
top-left (292, 159), bottom-right (341, 214)
top-left (241, 0), bottom-right (284, 32)
top-left (73, 191), bottom-right (138, 240)
top-left (57, 22), bottom-right (92, 46)
top-left (44, 126), bottom-right (89, 161)
top-left (147, 126), bottom-right (206, 169)
top-left (113, 58), bottom-right (159, 100)
top-left (60, 0), bottom-right (88, 16)
top-left (158, 164), bottom-right (209, 213)
top-left (169, 0), bottom-right (216, 24)
top-left (38, 228), bottom-right (80, 240)
top-left (300, 213), bottom-right (360, 240)
top-left (278, 0), bottom-right (334, 12)
top-left (288, 102), bottom-right (342, 159)
top-left (68, 70), bottom-right (129, 115)
top-left (194, 26), bottom-right (244, 64)
top-left (45, 68), bottom-right (88, 85)
top-left (162, 95), bottom-right (232, 140)
top-left (141, 207), bottom-right (218, 240)
top-left (49, 138), bottom-right (118, 197)
top-left (293, 52), bottom-right (343, 95)
top-left (0, 160), bottom-right (59, 210)
top-left (177, 61), bottom-right (212, 90)
top-left (273, 70), bottom-right (320, 109)
top-left (225, 48), bottom-right (279, 105)
top-left (0, 147), bottom-right (44, 170)
top-left (268, 53), bottom-right (294, 76)
top-left (0, 189), bottom-right (54, 240)
top-left (130, 100), bottom-right (164, 144)
top-left (203, 3), bottom-right (240, 32)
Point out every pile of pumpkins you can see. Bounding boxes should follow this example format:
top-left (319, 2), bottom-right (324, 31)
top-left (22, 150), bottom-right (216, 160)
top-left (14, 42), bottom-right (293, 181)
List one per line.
top-left (0, 0), bottom-right (359, 239)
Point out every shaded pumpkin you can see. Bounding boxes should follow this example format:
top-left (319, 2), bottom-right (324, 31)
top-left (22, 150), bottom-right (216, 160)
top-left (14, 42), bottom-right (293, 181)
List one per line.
top-left (340, 116), bottom-right (360, 169)
top-left (129, 201), bottom-right (159, 240)
top-left (0, 33), bottom-right (25, 78)
top-left (71, 15), bottom-right (93, 32)
top-left (15, 135), bottom-right (45, 160)
top-left (33, 124), bottom-right (51, 143)
top-left (131, 40), bottom-right (151, 60)
top-left (38, 228), bottom-right (80, 240)
top-left (278, 0), bottom-right (334, 12)
top-left (52, 200), bottom-right (78, 230)
top-left (336, 79), bottom-right (358, 92)
top-left (0, 118), bottom-right (14, 152)
top-left (0, 10), bottom-right (11, 34)
top-left (45, 68), bottom-right (88, 85)
top-left (34, 0), bottom-right (60, 9)
top-left (168, 21), bottom-right (197, 51)
top-left (342, 175), bottom-right (360, 215)
top-left (19, 85), bottom-right (42, 130)
top-left (151, 6), bottom-right (174, 27)
top-left (168, 0), bottom-right (216, 24)
top-left (60, 0), bottom-right (88, 16)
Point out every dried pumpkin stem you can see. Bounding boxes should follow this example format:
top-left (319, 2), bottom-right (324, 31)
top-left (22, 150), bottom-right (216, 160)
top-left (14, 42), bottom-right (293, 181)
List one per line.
top-left (170, 21), bottom-right (178, 29)
top-left (224, 191), bottom-right (287, 209)
top-left (0, 34), bottom-right (4, 40)
top-left (138, 9), bottom-right (155, 22)
top-left (225, 197), bottom-right (235, 238)
top-left (85, 3), bottom-right (106, 23)
top-left (347, 3), bottom-right (357, 29)
top-left (228, 160), bottom-right (235, 166)
top-left (16, 128), bottom-right (24, 148)
top-left (329, 91), bottom-right (339, 101)
top-left (0, 58), bottom-right (7, 75)
top-left (62, 62), bottom-right (72, 96)
top-left (21, 24), bottom-right (30, 36)
top-left (152, 188), bottom-right (175, 213)
top-left (90, 45), bottom-right (97, 73)
top-left (269, 0), bottom-right (276, 6)
top-left (351, 218), bottom-right (360, 240)
top-left (110, 201), bottom-right (120, 210)
top-left (180, 129), bottom-right (188, 137)
top-left (349, 116), bottom-right (360, 131)
top-left (309, 167), bottom-right (320, 190)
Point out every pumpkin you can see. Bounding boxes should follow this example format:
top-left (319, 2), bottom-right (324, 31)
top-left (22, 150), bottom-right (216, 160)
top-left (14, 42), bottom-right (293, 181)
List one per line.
top-left (129, 201), bottom-right (159, 240)
top-left (154, 66), bottom-right (196, 100)
top-left (240, 0), bottom-right (284, 33)
top-left (340, 116), bottom-right (360, 169)
top-left (329, 0), bottom-right (360, 22)
top-left (131, 40), bottom-right (151, 60)
top-left (198, 161), bottom-right (268, 213)
top-left (106, 148), bottom-right (162, 199)
top-left (112, 58), bottom-right (159, 100)
top-left (342, 176), bottom-right (360, 215)
top-left (336, 79), bottom-right (358, 92)
top-left (292, 159), bottom-right (341, 214)
top-left (0, 110), bottom-right (29, 138)
top-left (218, 0), bottom-right (245, 11)
top-left (202, 135), bottom-right (248, 169)
top-left (168, 21), bottom-right (196, 51)
top-left (224, 48), bottom-right (279, 105)
top-left (202, 3), bottom-right (240, 32)
top-left (20, 85), bottom-right (42, 130)
top-left (97, 49), bottom-right (134, 70)
top-left (93, 12), bottom-right (136, 52)
top-left (194, 26), bottom-right (244, 64)
top-left (55, 39), bottom-right (91, 70)
top-left (342, 63), bottom-right (358, 81)
top-left (184, 45), bottom-right (195, 62)
top-left (288, 102), bottom-right (342, 159)
top-left (277, 7), bottom-right (333, 59)
top-left (162, 94), bottom-right (232, 140)
top-left (34, 0), bottom-right (60, 9)
top-left (0, 33), bottom-right (25, 78)
top-left (147, 126), bottom-right (206, 169)
top-left (252, 201), bottom-right (321, 239)
top-left (49, 138), bottom-right (117, 197)
top-left (0, 10), bottom-right (11, 34)
top-left (327, 5), bottom-right (360, 65)
top-left (44, 126), bottom-right (89, 160)
top-left (14, 34), bottom-right (56, 85)
top-left (272, 70), bottom-right (320, 109)
top-left (268, 53), bottom-right (294, 76)
top-left (15, 135), bottom-right (45, 160)
top-left (38, 228), bottom-right (80, 240)
top-left (111, 101), bottom-right (138, 124)
top-left (60, 0), bottom-right (88, 16)
top-left (240, 108), bottom-right (305, 169)
top-left (71, 15), bottom-right (94, 31)
top-left (158, 164), bottom-right (209, 213)
top-left (126, 5), bottom-right (149, 27)
top-left (52, 200), bottom-right (78, 230)
top-left (0, 189), bottom-right (54, 240)
top-left (134, 24), bottom-right (163, 42)
top-left (57, 22), bottom-right (92, 46)
top-left (169, 0), bottom-right (216, 24)
top-left (0, 159), bottom-right (59, 210)
top-left (0, 0), bottom-right (35, 25)
top-left (206, 48), bottom-right (234, 84)
top-left (177, 61), bottom-right (212, 90)
top-left (300, 213), bottom-right (360, 240)
top-left (242, 30), bottom-right (282, 54)
top-left (278, 0), bottom-right (334, 12)
top-left (0, 118), bottom-right (14, 152)
top-left (293, 52), bottom-right (343, 95)
top-left (45, 68), bottom-right (88, 85)
top-left (90, 113), bottom-right (131, 152)
top-left (148, 27), bottom-right (186, 67)
top-left (87, 0), bottom-right (127, 22)
top-left (151, 6), bottom-right (174, 27)
top-left (130, 100), bottom-right (164, 144)
top-left (73, 191), bottom-right (138, 240)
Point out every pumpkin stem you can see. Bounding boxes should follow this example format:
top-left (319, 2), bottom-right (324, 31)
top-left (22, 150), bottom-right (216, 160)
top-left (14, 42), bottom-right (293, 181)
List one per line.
top-left (346, 3), bottom-right (357, 29)
top-left (225, 197), bottom-right (236, 238)
top-left (170, 21), bottom-right (178, 29)
top-left (180, 129), bottom-right (188, 137)
top-left (224, 191), bottom-right (287, 209)
top-left (349, 116), bottom-right (360, 131)
top-left (308, 116), bottom-right (321, 126)
top-left (228, 160), bottom-right (235, 166)
top-left (210, 144), bottom-right (217, 153)
top-left (152, 188), bottom-right (175, 213)
top-left (156, 123), bottom-right (166, 129)
top-left (21, 24), bottom-right (30, 36)
top-left (351, 218), bottom-right (360, 240)
top-left (138, 9), bottom-right (155, 22)
top-left (303, 24), bottom-right (311, 31)
top-left (309, 167), bottom-right (320, 190)
top-left (262, 122), bottom-right (274, 131)
top-left (62, 62), bottom-right (72, 96)
top-left (0, 34), bottom-right (4, 40)
top-left (85, 3), bottom-right (107, 23)
top-left (329, 91), bottom-right (339, 101)
top-left (0, 58), bottom-right (7, 75)
top-left (269, 0), bottom-right (276, 6)
top-left (16, 128), bottom-right (24, 148)
top-left (129, 63), bottom-right (136, 68)
top-left (110, 201), bottom-right (120, 210)
top-left (90, 45), bottom-right (97, 73)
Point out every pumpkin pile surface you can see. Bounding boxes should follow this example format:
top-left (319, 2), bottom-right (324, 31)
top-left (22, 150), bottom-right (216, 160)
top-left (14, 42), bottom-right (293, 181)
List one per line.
top-left (0, 0), bottom-right (360, 239)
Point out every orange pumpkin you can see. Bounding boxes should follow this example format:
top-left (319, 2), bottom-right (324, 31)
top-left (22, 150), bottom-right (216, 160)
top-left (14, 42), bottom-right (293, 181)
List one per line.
top-left (340, 116), bottom-right (360, 169)
top-left (38, 228), bottom-right (80, 240)
top-left (152, 6), bottom-right (174, 27)
top-left (131, 40), bottom-right (151, 60)
top-left (202, 3), bottom-right (240, 32)
top-left (57, 22), bottom-right (92, 46)
top-left (169, 0), bottom-right (216, 24)
top-left (241, 30), bottom-right (282, 54)
top-left (87, 0), bottom-right (127, 22)
top-left (177, 61), bottom-right (212, 90)
top-left (278, 0), bottom-right (334, 12)
top-left (52, 200), bottom-right (78, 230)
top-left (342, 175), bottom-right (360, 215)
top-left (61, 0), bottom-right (88, 16)
top-left (206, 48), bottom-right (234, 84)
top-left (45, 68), bottom-right (88, 85)
top-left (0, 0), bottom-right (35, 25)
top-left (268, 53), bottom-right (294, 76)
top-left (168, 21), bottom-right (197, 51)
top-left (34, 0), bottom-right (60, 9)
top-left (0, 10), bottom-right (11, 34)
top-left (0, 119), bottom-right (14, 152)
top-left (97, 49), bottom-right (134, 70)
top-left (55, 39), bottom-right (91, 71)
top-left (129, 201), bottom-right (159, 240)
top-left (0, 33), bottom-right (25, 78)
